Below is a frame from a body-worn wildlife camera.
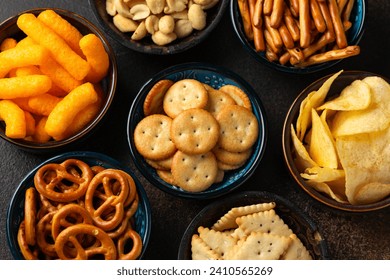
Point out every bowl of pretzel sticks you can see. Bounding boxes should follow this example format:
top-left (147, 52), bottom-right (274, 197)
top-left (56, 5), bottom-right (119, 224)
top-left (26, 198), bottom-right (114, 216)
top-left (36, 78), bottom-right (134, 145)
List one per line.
top-left (178, 191), bottom-right (329, 260)
top-left (0, 8), bottom-right (117, 152)
top-left (231, 0), bottom-right (365, 73)
top-left (6, 151), bottom-right (151, 260)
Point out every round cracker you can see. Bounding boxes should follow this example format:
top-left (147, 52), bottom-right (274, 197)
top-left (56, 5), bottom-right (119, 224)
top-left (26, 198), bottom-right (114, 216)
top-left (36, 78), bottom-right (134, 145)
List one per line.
top-left (163, 79), bottom-right (208, 118)
top-left (134, 114), bottom-right (177, 160)
top-left (216, 105), bottom-right (259, 153)
top-left (143, 79), bottom-right (174, 116)
top-left (213, 145), bottom-right (252, 166)
top-left (219, 84), bottom-right (252, 111)
top-left (171, 151), bottom-right (218, 192)
top-left (171, 108), bottom-right (220, 155)
top-left (204, 84), bottom-right (236, 117)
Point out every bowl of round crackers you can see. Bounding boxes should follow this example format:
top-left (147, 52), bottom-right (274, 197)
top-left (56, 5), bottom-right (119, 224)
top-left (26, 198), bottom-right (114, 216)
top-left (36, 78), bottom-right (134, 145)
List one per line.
top-left (0, 8), bottom-right (117, 152)
top-left (178, 191), bottom-right (329, 260)
top-left (6, 151), bottom-right (151, 260)
top-left (283, 70), bottom-right (390, 212)
top-left (89, 0), bottom-right (229, 55)
top-left (127, 62), bottom-right (267, 199)
top-left (231, 0), bottom-right (365, 73)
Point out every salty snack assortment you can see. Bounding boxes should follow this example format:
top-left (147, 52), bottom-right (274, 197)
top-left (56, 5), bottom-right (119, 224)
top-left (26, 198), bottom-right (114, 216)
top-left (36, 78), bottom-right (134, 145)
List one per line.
top-left (0, 9), bottom-right (109, 143)
top-left (237, 0), bottom-right (360, 67)
top-left (106, 0), bottom-right (219, 45)
top-left (290, 70), bottom-right (390, 205)
top-left (16, 158), bottom-right (142, 260)
top-left (191, 202), bottom-right (312, 260)
top-left (133, 78), bottom-right (259, 192)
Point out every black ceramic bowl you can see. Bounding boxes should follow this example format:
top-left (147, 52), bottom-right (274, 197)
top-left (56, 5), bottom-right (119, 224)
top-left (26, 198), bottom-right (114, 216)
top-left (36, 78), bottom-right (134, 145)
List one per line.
top-left (89, 0), bottom-right (229, 55)
top-left (178, 191), bottom-right (329, 260)
top-left (127, 62), bottom-right (267, 199)
top-left (6, 151), bottom-right (151, 260)
top-left (283, 71), bottom-right (390, 212)
top-left (230, 0), bottom-right (366, 74)
top-left (0, 8), bottom-right (117, 152)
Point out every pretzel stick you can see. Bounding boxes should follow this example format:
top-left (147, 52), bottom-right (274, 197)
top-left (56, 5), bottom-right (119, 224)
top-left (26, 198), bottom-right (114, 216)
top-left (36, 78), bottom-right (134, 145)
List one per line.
top-left (278, 22), bottom-right (294, 49)
top-left (310, 0), bottom-right (326, 32)
top-left (289, 33), bottom-right (332, 64)
top-left (343, 0), bottom-right (355, 22)
top-left (238, 0), bottom-right (254, 41)
top-left (265, 44), bottom-right (279, 61)
top-left (248, 0), bottom-right (266, 51)
top-left (263, 0), bottom-right (274, 15)
top-left (337, 0), bottom-right (349, 14)
top-left (263, 29), bottom-right (280, 54)
top-left (253, 0), bottom-right (264, 28)
top-left (284, 6), bottom-right (300, 41)
top-left (264, 15), bottom-right (283, 48)
top-left (279, 51), bottom-right (291, 65)
top-left (328, 0), bottom-right (347, 48)
top-left (299, 0), bottom-right (311, 48)
top-left (287, 47), bottom-right (305, 64)
top-left (318, 1), bottom-right (335, 41)
top-left (288, 0), bottom-right (299, 17)
top-left (296, 45), bottom-right (360, 67)
top-left (270, 0), bottom-right (284, 28)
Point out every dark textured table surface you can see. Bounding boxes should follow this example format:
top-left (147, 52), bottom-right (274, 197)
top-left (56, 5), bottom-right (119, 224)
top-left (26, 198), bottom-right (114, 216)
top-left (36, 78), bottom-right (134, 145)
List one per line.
top-left (0, 0), bottom-right (389, 260)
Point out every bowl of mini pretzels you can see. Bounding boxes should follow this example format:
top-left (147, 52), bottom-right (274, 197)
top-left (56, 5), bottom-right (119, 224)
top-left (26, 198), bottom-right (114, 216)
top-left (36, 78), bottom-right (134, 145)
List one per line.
top-left (127, 62), bottom-right (267, 199)
top-left (89, 0), bottom-right (229, 55)
top-left (6, 151), bottom-right (151, 260)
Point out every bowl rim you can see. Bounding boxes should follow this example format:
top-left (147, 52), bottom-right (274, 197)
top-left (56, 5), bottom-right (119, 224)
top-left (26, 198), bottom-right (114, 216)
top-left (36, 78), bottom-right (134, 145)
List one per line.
top-left (0, 8), bottom-right (118, 151)
top-left (88, 0), bottom-right (230, 55)
top-left (6, 150), bottom-right (151, 260)
top-left (177, 190), bottom-right (330, 260)
top-left (230, 0), bottom-right (367, 74)
top-left (127, 61), bottom-right (267, 199)
top-left (282, 70), bottom-right (390, 212)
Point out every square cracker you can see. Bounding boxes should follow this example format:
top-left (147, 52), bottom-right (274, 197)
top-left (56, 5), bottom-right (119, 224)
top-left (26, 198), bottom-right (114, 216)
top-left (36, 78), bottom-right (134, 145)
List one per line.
top-left (226, 232), bottom-right (292, 260)
top-left (198, 226), bottom-right (237, 259)
top-left (212, 202), bottom-right (276, 231)
top-left (281, 234), bottom-right (312, 260)
top-left (234, 209), bottom-right (293, 238)
top-left (191, 234), bottom-right (220, 260)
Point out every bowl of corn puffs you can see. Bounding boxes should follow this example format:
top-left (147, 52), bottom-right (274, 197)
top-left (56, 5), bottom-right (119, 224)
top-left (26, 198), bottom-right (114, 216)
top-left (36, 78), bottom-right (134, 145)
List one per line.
top-left (231, 0), bottom-right (365, 73)
top-left (0, 8), bottom-right (117, 152)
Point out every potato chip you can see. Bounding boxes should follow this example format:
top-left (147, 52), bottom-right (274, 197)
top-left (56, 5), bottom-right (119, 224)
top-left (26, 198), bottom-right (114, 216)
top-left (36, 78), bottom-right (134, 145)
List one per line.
top-left (354, 182), bottom-right (390, 205)
top-left (290, 124), bottom-right (317, 171)
top-left (309, 109), bottom-right (339, 169)
top-left (301, 166), bottom-right (344, 183)
top-left (305, 180), bottom-right (348, 203)
top-left (296, 70), bottom-right (342, 140)
top-left (317, 79), bottom-right (372, 111)
top-left (331, 76), bottom-right (390, 137)
top-left (335, 126), bottom-right (390, 204)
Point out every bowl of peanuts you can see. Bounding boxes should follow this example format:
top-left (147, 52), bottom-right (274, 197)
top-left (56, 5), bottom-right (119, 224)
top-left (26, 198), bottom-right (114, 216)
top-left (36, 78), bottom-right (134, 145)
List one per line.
top-left (178, 191), bottom-right (329, 260)
top-left (231, 0), bottom-right (365, 73)
top-left (89, 0), bottom-right (229, 54)
top-left (0, 8), bottom-right (117, 152)
top-left (6, 151), bottom-right (151, 260)
top-left (127, 62), bottom-right (267, 199)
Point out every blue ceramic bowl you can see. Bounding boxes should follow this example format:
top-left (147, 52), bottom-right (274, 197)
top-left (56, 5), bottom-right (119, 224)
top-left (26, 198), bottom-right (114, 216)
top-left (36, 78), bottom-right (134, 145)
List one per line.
top-left (230, 0), bottom-right (366, 74)
top-left (282, 71), bottom-right (390, 212)
top-left (0, 8), bottom-right (117, 152)
top-left (127, 62), bottom-right (267, 199)
top-left (89, 0), bottom-right (229, 55)
top-left (6, 151), bottom-right (151, 260)
top-left (178, 191), bottom-right (329, 259)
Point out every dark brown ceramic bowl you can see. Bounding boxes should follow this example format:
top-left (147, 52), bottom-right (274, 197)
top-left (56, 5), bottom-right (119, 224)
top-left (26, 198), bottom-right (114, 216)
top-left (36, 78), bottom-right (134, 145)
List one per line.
top-left (89, 0), bottom-right (229, 55)
top-left (178, 191), bottom-right (329, 260)
top-left (0, 8), bottom-right (117, 152)
top-left (282, 71), bottom-right (390, 212)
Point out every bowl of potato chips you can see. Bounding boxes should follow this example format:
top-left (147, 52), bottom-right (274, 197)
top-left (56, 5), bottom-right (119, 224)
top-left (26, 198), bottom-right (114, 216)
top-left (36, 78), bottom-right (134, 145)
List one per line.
top-left (7, 151), bottom-right (151, 260)
top-left (178, 191), bottom-right (329, 260)
top-left (231, 0), bottom-right (365, 73)
top-left (89, 0), bottom-right (229, 55)
top-left (283, 70), bottom-right (390, 211)
top-left (0, 8), bottom-right (117, 152)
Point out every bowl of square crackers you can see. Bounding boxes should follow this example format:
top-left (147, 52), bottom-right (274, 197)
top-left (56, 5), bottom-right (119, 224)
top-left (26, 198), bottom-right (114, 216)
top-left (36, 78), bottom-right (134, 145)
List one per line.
top-left (178, 191), bottom-right (329, 260)
top-left (127, 62), bottom-right (267, 199)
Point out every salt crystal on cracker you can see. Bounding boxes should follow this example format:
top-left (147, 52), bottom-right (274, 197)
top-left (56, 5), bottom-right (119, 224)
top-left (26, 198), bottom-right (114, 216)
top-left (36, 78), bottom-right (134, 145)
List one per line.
top-left (212, 202), bottom-right (276, 231)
